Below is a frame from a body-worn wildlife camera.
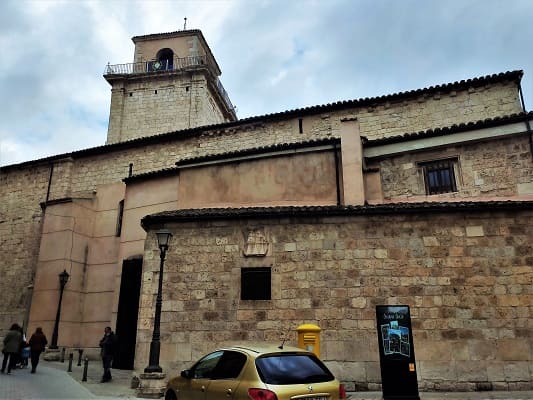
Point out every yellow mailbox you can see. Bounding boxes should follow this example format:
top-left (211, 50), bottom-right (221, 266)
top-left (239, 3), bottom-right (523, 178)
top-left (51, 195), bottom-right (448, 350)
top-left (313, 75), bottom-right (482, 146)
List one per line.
top-left (297, 323), bottom-right (321, 357)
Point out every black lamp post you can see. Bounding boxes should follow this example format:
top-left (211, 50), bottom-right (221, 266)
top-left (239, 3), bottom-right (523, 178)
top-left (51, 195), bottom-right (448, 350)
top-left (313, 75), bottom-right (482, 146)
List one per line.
top-left (145, 229), bottom-right (172, 373)
top-left (49, 269), bottom-right (70, 349)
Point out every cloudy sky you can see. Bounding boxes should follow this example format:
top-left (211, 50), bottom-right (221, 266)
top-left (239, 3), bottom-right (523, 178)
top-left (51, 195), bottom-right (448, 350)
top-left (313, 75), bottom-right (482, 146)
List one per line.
top-left (1, 0), bottom-right (533, 166)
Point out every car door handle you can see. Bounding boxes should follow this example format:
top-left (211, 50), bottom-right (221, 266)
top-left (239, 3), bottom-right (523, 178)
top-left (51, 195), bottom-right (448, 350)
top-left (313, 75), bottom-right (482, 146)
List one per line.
top-left (226, 389), bottom-right (232, 396)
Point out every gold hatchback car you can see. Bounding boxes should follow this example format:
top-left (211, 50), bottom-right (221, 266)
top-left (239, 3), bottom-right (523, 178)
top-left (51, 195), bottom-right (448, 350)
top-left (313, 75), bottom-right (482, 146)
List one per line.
top-left (165, 343), bottom-right (346, 400)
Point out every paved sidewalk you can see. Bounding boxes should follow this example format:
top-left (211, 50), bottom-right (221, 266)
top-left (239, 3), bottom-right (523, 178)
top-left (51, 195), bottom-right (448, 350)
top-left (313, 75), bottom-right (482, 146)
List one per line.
top-left (0, 364), bottom-right (96, 399)
top-left (45, 359), bottom-right (137, 398)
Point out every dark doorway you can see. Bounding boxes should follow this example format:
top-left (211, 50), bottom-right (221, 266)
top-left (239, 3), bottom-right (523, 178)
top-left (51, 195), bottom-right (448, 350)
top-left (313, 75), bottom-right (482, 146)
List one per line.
top-left (114, 257), bottom-right (142, 370)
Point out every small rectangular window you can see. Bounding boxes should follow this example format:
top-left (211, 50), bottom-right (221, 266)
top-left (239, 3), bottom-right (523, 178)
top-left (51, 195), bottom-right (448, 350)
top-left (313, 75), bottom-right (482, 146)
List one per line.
top-left (116, 200), bottom-right (125, 237)
top-left (241, 267), bottom-right (271, 300)
top-left (420, 159), bottom-right (458, 195)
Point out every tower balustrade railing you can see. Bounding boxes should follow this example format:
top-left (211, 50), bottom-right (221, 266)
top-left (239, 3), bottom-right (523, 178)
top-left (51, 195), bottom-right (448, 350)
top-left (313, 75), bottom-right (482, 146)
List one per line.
top-left (104, 55), bottom-right (208, 75)
top-left (104, 55), bottom-right (235, 113)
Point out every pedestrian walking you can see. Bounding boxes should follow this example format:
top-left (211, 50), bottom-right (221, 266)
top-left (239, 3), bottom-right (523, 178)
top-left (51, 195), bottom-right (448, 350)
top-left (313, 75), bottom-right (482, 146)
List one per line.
top-left (17, 327), bottom-right (30, 369)
top-left (28, 327), bottom-right (48, 373)
top-left (99, 326), bottom-right (117, 383)
top-left (1, 323), bottom-right (23, 374)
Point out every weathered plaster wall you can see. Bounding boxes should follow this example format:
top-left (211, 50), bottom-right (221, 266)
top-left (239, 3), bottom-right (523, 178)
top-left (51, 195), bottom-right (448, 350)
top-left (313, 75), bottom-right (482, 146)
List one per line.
top-left (82, 183), bottom-right (124, 345)
top-left (178, 151), bottom-right (338, 208)
top-left (28, 199), bottom-right (96, 347)
top-left (118, 175), bottom-right (180, 265)
top-left (26, 183), bottom-right (124, 349)
top-left (138, 210), bottom-right (533, 390)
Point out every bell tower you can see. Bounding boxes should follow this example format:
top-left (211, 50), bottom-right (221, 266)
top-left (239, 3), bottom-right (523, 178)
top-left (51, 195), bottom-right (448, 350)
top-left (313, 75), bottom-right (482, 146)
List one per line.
top-left (104, 30), bottom-right (237, 144)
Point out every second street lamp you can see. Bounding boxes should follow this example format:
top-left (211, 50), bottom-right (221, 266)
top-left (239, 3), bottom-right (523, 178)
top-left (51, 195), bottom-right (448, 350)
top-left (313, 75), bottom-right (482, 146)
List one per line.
top-left (49, 269), bottom-right (70, 349)
top-left (145, 229), bottom-right (173, 373)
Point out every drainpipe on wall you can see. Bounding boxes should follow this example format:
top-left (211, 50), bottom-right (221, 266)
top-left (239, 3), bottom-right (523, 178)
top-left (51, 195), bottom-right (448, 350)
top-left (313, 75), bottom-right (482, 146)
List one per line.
top-left (518, 82), bottom-right (533, 158)
top-left (334, 144), bottom-right (341, 206)
top-left (44, 162), bottom-right (55, 207)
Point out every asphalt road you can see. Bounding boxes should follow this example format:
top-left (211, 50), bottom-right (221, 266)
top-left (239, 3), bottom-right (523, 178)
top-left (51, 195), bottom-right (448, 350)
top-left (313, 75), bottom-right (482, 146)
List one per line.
top-left (1, 362), bottom-right (531, 400)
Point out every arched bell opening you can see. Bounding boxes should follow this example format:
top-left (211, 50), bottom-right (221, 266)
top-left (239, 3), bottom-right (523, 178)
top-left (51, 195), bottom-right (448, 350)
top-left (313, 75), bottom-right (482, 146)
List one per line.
top-left (156, 48), bottom-right (174, 70)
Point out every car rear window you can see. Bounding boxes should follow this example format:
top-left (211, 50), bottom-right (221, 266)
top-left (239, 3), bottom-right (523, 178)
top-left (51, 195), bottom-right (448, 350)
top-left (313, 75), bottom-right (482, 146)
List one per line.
top-left (255, 353), bottom-right (335, 385)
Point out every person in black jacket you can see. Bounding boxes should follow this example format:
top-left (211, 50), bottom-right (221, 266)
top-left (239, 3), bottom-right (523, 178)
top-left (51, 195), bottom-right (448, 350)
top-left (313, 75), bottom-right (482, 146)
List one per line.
top-left (99, 326), bottom-right (117, 383)
top-left (28, 327), bottom-right (48, 373)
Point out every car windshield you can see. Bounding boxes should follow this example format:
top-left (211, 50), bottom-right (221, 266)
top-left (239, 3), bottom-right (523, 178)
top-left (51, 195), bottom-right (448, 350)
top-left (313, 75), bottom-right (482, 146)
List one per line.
top-left (255, 353), bottom-right (335, 385)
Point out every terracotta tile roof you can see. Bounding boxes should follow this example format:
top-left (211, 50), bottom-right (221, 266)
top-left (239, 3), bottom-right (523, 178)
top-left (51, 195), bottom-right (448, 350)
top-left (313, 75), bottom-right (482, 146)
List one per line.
top-left (123, 138), bottom-right (340, 183)
top-left (122, 166), bottom-right (179, 184)
top-left (363, 111), bottom-right (533, 146)
top-left (141, 200), bottom-right (533, 228)
top-left (175, 138), bottom-right (340, 166)
top-left (235, 70), bottom-right (523, 124)
top-left (132, 29), bottom-right (204, 42)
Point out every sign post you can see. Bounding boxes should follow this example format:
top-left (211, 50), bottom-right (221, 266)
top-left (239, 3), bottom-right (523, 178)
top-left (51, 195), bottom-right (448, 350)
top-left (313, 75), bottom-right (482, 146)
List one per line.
top-left (376, 305), bottom-right (420, 400)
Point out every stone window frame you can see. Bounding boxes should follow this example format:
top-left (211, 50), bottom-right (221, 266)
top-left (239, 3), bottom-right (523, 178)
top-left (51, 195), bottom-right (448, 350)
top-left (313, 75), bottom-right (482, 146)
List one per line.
top-left (240, 267), bottom-right (271, 300)
top-left (417, 156), bottom-right (461, 195)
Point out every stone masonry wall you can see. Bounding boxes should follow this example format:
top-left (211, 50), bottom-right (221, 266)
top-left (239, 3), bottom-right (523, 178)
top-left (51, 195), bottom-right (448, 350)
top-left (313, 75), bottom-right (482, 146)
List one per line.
top-left (0, 165), bottom-right (51, 335)
top-left (137, 209), bottom-right (533, 391)
top-left (106, 72), bottom-right (228, 144)
top-left (377, 135), bottom-right (533, 199)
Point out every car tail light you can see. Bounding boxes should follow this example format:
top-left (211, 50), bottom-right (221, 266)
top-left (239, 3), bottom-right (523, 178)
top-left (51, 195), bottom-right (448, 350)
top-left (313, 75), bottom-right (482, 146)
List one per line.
top-left (339, 384), bottom-right (347, 399)
top-left (248, 388), bottom-right (278, 400)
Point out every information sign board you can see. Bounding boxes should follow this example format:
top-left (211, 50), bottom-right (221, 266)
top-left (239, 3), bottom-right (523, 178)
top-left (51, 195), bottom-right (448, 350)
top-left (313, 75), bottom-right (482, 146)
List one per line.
top-left (376, 305), bottom-right (420, 400)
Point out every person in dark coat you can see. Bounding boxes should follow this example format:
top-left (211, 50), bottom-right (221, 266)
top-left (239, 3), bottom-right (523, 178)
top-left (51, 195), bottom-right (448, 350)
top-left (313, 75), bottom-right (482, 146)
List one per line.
top-left (1, 323), bottom-right (22, 374)
top-left (28, 327), bottom-right (48, 373)
top-left (99, 326), bottom-right (117, 383)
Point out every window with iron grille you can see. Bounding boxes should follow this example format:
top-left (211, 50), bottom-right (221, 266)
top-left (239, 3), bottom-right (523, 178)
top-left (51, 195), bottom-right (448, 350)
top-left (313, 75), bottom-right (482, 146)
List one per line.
top-left (241, 267), bottom-right (271, 300)
top-left (420, 159), bottom-right (458, 195)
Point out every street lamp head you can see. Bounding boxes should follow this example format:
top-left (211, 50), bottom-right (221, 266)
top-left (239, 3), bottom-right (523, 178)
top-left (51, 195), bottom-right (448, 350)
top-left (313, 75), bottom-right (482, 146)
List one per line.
top-left (156, 229), bottom-right (173, 250)
top-left (59, 269), bottom-right (70, 288)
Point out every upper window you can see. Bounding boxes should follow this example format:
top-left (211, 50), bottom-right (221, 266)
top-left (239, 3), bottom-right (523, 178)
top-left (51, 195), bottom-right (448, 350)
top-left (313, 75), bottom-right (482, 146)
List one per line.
top-left (419, 158), bottom-right (458, 195)
top-left (241, 267), bottom-right (271, 300)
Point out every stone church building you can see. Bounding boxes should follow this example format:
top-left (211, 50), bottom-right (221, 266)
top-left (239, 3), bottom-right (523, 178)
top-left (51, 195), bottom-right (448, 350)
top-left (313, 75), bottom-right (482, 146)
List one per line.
top-left (1, 30), bottom-right (532, 392)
